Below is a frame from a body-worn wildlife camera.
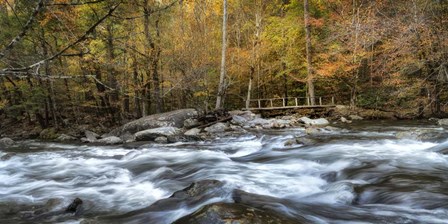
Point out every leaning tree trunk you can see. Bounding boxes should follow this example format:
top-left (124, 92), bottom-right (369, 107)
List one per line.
top-left (215, 0), bottom-right (228, 110)
top-left (304, 0), bottom-right (315, 105)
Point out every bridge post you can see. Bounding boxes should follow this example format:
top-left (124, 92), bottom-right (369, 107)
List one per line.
top-left (270, 99), bottom-right (273, 107)
top-left (331, 97), bottom-right (335, 105)
top-left (295, 98), bottom-right (298, 106)
top-left (307, 97), bottom-right (310, 106)
top-left (282, 98), bottom-right (286, 107)
top-left (319, 97), bottom-right (322, 106)
top-left (258, 100), bottom-right (261, 108)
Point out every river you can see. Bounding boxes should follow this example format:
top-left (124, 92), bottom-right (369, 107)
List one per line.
top-left (1, 121), bottom-right (448, 223)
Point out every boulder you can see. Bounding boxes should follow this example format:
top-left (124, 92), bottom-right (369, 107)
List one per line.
top-left (185, 128), bottom-right (201, 136)
top-left (108, 109), bottom-right (198, 137)
top-left (97, 136), bottom-right (123, 145)
top-left (1, 152), bottom-right (16, 161)
top-left (248, 118), bottom-right (270, 128)
top-left (340, 117), bottom-right (351, 123)
top-left (173, 202), bottom-right (299, 224)
top-left (396, 130), bottom-right (448, 142)
top-left (56, 134), bottom-right (77, 142)
top-left (167, 135), bottom-right (203, 143)
top-left (229, 110), bottom-right (257, 121)
top-left (299, 117), bottom-right (329, 127)
top-left (284, 137), bottom-right (317, 146)
top-left (84, 130), bottom-right (99, 142)
top-left (120, 132), bottom-right (136, 143)
top-left (184, 118), bottom-right (201, 129)
top-left (231, 115), bottom-right (248, 126)
top-left (0, 137), bottom-right (15, 147)
top-left (155, 136), bottom-right (168, 144)
top-left (39, 128), bottom-right (58, 140)
top-left (135, 127), bottom-right (182, 141)
top-left (204, 122), bottom-right (228, 133)
top-left (438, 119), bottom-right (448, 126)
top-left (349, 115), bottom-right (364, 120)
top-left (65, 198), bottom-right (83, 213)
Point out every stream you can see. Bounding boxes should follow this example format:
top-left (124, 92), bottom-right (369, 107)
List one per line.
top-left (1, 121), bottom-right (448, 223)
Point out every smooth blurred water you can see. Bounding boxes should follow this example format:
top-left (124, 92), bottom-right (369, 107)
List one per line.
top-left (1, 121), bottom-right (448, 223)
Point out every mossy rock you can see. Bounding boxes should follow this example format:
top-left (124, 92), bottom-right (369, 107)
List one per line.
top-left (39, 128), bottom-right (58, 140)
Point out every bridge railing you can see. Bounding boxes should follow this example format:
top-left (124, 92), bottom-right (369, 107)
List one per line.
top-left (246, 96), bottom-right (335, 109)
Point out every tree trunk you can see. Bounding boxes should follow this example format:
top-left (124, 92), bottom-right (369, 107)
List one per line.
top-left (215, 0), bottom-right (228, 110)
top-left (246, 67), bottom-right (254, 109)
top-left (304, 0), bottom-right (315, 105)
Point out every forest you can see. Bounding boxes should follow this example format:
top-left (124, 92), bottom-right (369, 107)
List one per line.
top-left (0, 0), bottom-right (447, 131)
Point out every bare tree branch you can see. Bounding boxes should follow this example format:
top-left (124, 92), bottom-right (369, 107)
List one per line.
top-left (0, 3), bottom-right (122, 76)
top-left (46, 0), bottom-right (109, 6)
top-left (0, 0), bottom-right (45, 59)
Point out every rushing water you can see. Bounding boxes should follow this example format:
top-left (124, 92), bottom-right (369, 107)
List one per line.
top-left (2, 121), bottom-right (448, 223)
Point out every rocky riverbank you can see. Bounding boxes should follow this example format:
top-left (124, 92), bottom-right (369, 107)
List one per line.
top-left (0, 106), bottom-right (446, 147)
top-left (2, 106), bottom-right (448, 148)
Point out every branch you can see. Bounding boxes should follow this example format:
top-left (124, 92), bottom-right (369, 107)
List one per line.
top-left (46, 0), bottom-right (108, 6)
top-left (0, 0), bottom-right (45, 59)
top-left (0, 3), bottom-right (122, 76)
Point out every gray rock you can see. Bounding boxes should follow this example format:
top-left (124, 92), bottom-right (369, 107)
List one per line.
top-left (173, 203), bottom-right (299, 224)
top-left (0, 137), bottom-right (15, 147)
top-left (1, 152), bottom-right (16, 161)
top-left (183, 118), bottom-right (200, 129)
top-left (340, 117), bottom-right (352, 123)
top-left (396, 130), bottom-right (448, 142)
top-left (284, 137), bottom-right (317, 146)
top-left (167, 135), bottom-right (203, 143)
top-left (135, 127), bottom-right (182, 141)
top-left (296, 137), bottom-right (317, 145)
top-left (204, 122), bottom-right (227, 133)
top-left (299, 117), bottom-right (329, 127)
top-left (248, 118), bottom-right (270, 128)
top-left (272, 119), bottom-right (291, 129)
top-left (56, 134), bottom-right (77, 142)
top-left (349, 115), bottom-right (364, 120)
top-left (80, 137), bottom-right (92, 143)
top-left (120, 132), bottom-right (136, 143)
top-left (97, 136), bottom-right (123, 145)
top-left (184, 128), bottom-right (201, 136)
top-left (107, 109), bottom-right (198, 137)
top-left (155, 136), bottom-right (168, 144)
top-left (231, 115), bottom-right (248, 125)
top-left (229, 110), bottom-right (257, 121)
top-left (438, 119), bottom-right (448, 126)
top-left (85, 130), bottom-right (99, 142)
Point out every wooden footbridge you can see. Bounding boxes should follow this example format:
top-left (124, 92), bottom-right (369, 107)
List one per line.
top-left (245, 96), bottom-right (336, 111)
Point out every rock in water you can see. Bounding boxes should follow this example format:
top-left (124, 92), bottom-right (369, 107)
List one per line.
top-left (184, 128), bottom-right (201, 136)
top-left (56, 134), bottom-right (77, 142)
top-left (0, 137), bottom-right (14, 147)
top-left (155, 136), bottom-right (168, 144)
top-left (173, 203), bottom-right (299, 224)
top-left (135, 127), bottom-right (182, 141)
top-left (438, 119), bottom-right (448, 126)
top-left (107, 109), bottom-right (198, 137)
top-left (97, 136), bottom-right (123, 145)
top-left (299, 117), bottom-right (329, 127)
top-left (204, 122), bottom-right (228, 133)
top-left (84, 130), bottom-right (99, 142)
top-left (65, 198), bottom-right (83, 213)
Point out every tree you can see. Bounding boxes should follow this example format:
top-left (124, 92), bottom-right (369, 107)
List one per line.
top-left (215, 0), bottom-right (227, 110)
top-left (304, 0), bottom-right (315, 105)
